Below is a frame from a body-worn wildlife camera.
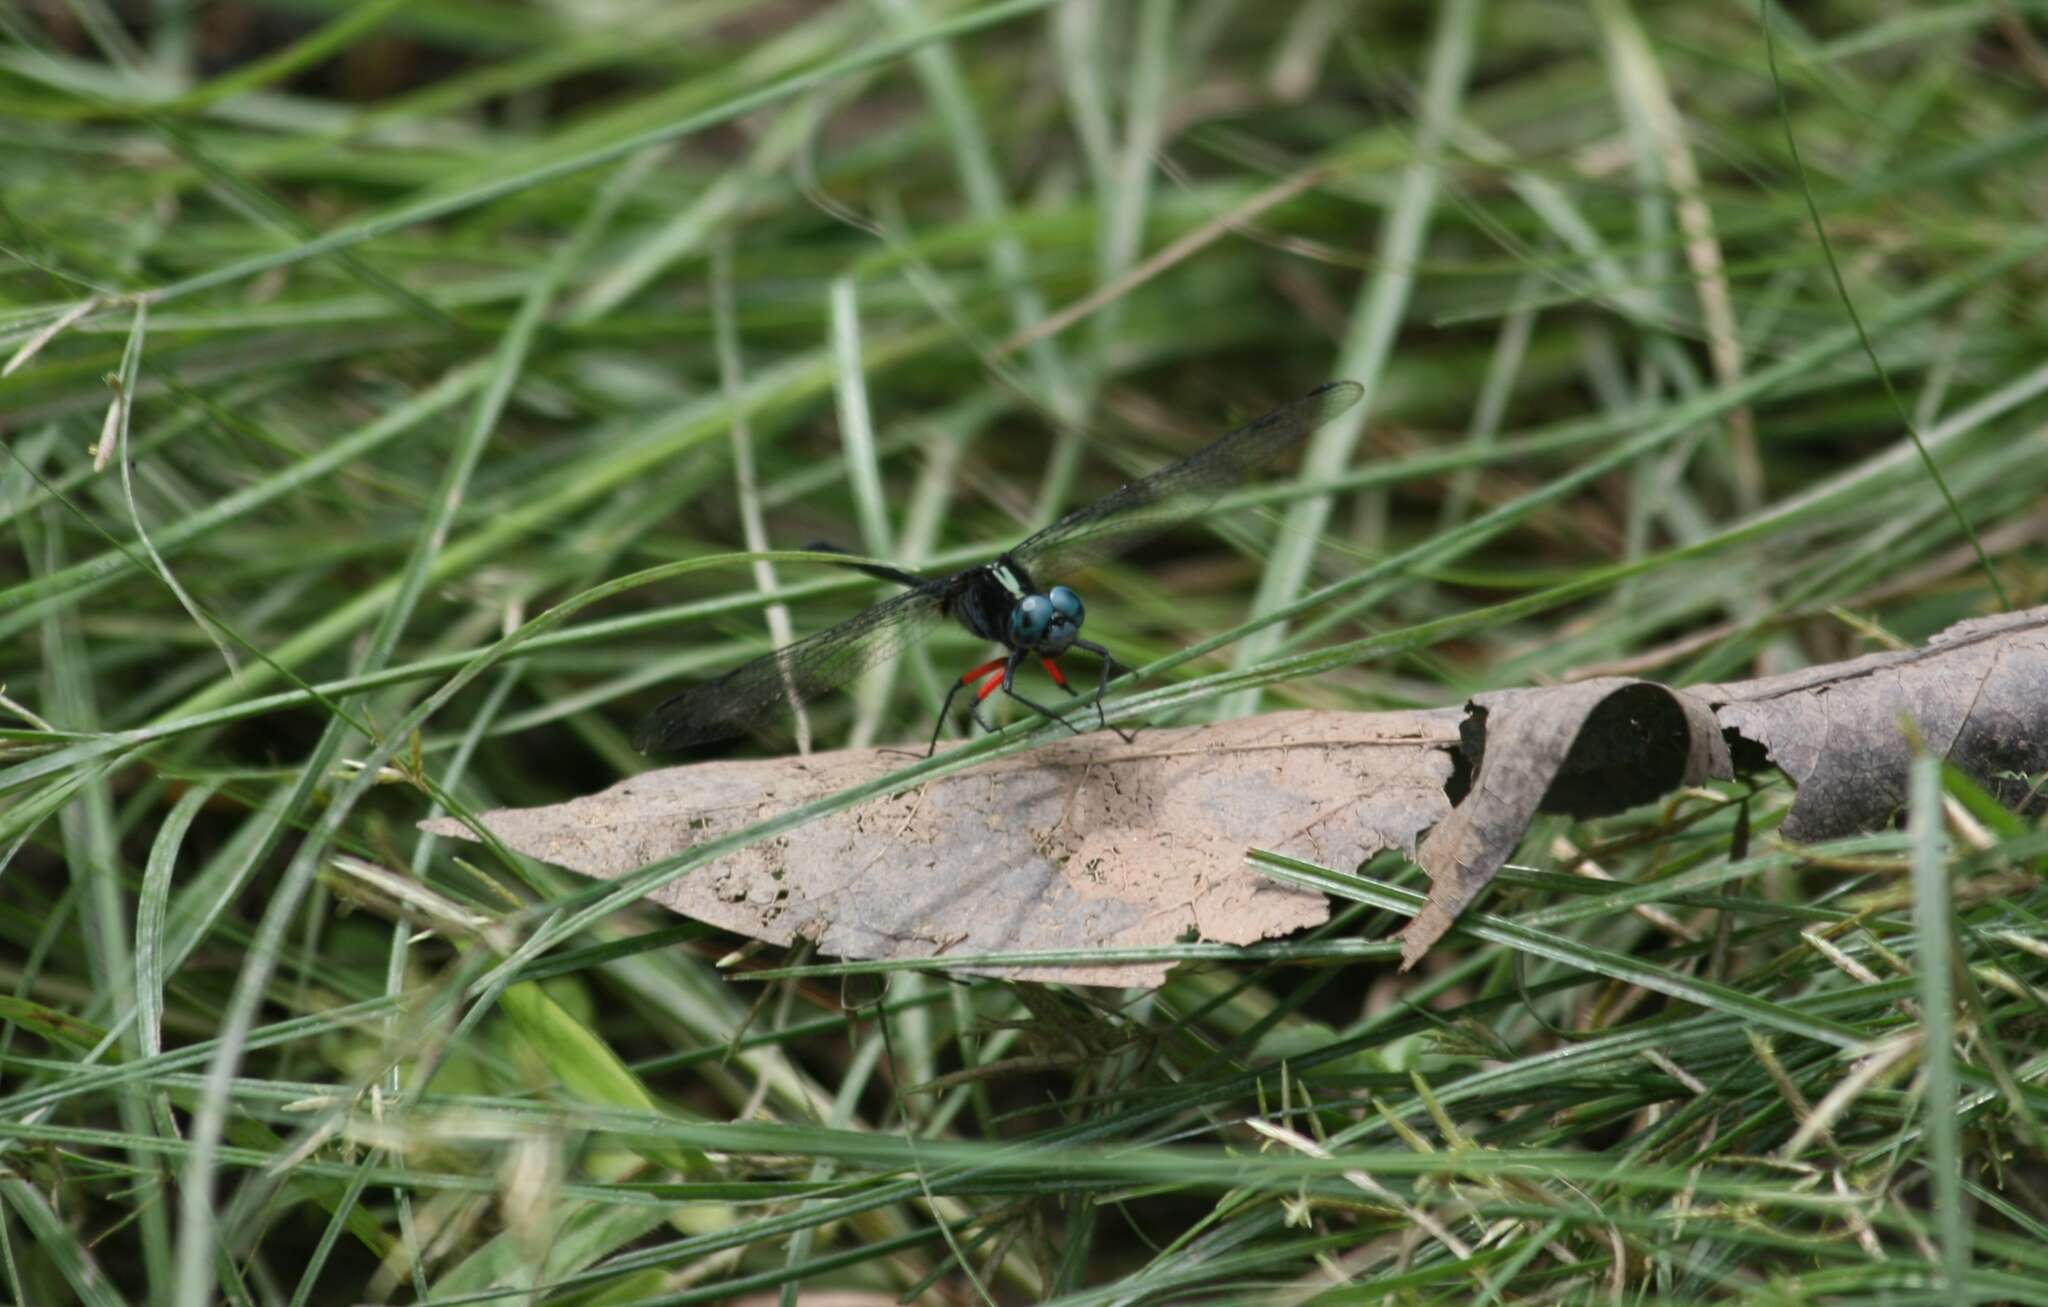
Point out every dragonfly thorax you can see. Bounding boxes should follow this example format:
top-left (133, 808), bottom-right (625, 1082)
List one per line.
top-left (1010, 585), bottom-right (1084, 655)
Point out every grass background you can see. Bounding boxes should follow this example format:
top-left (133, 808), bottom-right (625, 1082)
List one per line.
top-left (4, 1), bottom-right (2048, 1303)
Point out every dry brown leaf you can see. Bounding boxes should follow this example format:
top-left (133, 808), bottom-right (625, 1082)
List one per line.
top-left (1700, 607), bottom-right (2048, 841)
top-left (1401, 678), bottom-right (1731, 966)
top-left (425, 606), bottom-right (2048, 984)
top-left (424, 710), bottom-right (1460, 985)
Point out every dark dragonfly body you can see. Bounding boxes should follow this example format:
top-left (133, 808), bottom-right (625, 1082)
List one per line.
top-left (632, 380), bottom-right (1365, 756)
top-left (777, 545), bottom-right (1120, 753)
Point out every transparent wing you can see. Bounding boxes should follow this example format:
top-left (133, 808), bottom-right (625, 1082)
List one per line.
top-left (632, 583), bottom-right (948, 752)
top-left (1008, 382), bottom-right (1364, 581)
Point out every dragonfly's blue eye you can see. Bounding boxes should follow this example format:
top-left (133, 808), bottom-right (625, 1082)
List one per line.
top-left (1010, 594), bottom-right (1054, 647)
top-left (1021, 587), bottom-right (1080, 655)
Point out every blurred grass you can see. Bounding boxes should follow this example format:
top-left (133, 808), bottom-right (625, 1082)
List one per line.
top-left (4, 1), bottom-right (2048, 1304)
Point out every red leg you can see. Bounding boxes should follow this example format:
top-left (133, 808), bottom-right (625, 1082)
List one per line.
top-left (959, 656), bottom-right (1007, 685)
top-left (976, 667), bottom-right (1006, 702)
top-left (1039, 657), bottom-right (1075, 694)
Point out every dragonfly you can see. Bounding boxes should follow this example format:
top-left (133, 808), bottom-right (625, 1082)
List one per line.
top-left (633, 380), bottom-right (1365, 757)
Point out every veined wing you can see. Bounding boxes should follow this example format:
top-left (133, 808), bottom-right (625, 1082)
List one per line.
top-left (632, 582), bottom-right (948, 752)
top-left (1008, 381), bottom-right (1363, 581)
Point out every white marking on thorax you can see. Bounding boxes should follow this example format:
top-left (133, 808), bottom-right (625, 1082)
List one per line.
top-left (990, 563), bottom-right (1026, 598)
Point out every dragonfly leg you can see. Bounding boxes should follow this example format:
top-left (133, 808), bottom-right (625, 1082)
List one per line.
top-left (1039, 656), bottom-right (1079, 697)
top-left (964, 662), bottom-right (1007, 738)
top-left (927, 656), bottom-right (1010, 757)
top-left (999, 652), bottom-right (1084, 739)
top-left (928, 683), bottom-right (966, 757)
top-left (1072, 638), bottom-right (1137, 743)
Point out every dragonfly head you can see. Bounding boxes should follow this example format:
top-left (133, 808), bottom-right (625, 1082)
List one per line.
top-left (1010, 585), bottom-right (1084, 655)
